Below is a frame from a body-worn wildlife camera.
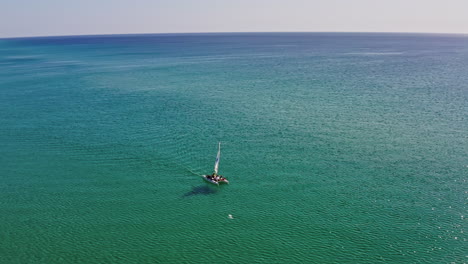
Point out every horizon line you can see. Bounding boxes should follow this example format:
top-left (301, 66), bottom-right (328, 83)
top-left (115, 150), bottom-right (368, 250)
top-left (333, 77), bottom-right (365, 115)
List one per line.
top-left (2, 30), bottom-right (468, 40)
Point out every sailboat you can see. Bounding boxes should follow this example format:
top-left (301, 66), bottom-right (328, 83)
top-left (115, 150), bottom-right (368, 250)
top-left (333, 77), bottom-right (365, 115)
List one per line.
top-left (202, 142), bottom-right (229, 185)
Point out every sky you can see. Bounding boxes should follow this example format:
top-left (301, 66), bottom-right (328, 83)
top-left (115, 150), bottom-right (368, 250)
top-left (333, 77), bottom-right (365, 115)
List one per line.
top-left (1, 0), bottom-right (468, 38)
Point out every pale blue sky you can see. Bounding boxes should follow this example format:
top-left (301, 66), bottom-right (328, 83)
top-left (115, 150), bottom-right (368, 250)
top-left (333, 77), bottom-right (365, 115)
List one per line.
top-left (1, 0), bottom-right (467, 38)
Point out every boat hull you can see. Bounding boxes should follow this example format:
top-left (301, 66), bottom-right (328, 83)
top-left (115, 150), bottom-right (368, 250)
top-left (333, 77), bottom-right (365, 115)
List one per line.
top-left (202, 175), bottom-right (229, 185)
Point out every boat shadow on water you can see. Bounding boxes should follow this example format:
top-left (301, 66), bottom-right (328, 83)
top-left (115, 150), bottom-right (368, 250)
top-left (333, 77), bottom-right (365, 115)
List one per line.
top-left (182, 185), bottom-right (218, 197)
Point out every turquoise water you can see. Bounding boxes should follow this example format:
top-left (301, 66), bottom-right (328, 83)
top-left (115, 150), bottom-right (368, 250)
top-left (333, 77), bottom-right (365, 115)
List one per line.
top-left (0, 33), bottom-right (467, 263)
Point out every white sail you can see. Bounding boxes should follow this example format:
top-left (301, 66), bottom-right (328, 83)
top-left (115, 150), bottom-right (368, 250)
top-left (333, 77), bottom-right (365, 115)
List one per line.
top-left (214, 142), bottom-right (221, 174)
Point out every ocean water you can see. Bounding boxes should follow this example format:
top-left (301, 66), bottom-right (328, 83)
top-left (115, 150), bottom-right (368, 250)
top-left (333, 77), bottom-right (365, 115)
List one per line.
top-left (0, 33), bottom-right (467, 263)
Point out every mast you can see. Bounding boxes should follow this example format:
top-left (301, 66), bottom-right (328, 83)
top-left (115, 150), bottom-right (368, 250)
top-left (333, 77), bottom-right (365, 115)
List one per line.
top-left (214, 142), bottom-right (221, 175)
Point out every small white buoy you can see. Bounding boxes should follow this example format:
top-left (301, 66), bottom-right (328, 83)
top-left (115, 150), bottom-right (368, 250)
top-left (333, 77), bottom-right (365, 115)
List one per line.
top-left (228, 214), bottom-right (233, 219)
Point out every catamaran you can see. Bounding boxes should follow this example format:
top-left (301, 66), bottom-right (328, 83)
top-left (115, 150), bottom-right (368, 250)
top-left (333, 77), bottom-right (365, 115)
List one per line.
top-left (202, 142), bottom-right (229, 185)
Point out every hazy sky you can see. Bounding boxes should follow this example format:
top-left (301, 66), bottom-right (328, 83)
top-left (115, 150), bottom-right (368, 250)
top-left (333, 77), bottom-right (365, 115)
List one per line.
top-left (1, 0), bottom-right (468, 38)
